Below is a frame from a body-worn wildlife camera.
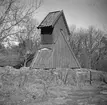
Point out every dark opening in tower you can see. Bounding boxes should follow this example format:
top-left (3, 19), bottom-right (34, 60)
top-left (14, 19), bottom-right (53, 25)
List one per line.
top-left (40, 26), bottom-right (53, 44)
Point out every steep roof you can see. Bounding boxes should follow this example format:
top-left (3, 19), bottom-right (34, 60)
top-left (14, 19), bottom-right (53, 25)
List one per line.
top-left (37, 10), bottom-right (70, 35)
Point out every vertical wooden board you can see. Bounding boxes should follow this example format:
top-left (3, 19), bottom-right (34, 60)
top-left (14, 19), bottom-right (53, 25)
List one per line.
top-left (52, 16), bottom-right (80, 68)
top-left (52, 31), bottom-right (79, 68)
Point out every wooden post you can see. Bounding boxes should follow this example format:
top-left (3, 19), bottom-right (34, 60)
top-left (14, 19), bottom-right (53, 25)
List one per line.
top-left (90, 71), bottom-right (92, 85)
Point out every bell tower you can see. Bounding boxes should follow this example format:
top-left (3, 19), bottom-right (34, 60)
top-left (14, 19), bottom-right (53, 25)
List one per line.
top-left (31, 10), bottom-right (81, 69)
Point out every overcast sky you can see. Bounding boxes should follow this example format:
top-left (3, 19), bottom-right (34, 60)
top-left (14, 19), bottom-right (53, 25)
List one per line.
top-left (34, 0), bottom-right (107, 31)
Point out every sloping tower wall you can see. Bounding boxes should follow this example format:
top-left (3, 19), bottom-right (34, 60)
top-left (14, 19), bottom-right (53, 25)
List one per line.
top-left (51, 15), bottom-right (80, 68)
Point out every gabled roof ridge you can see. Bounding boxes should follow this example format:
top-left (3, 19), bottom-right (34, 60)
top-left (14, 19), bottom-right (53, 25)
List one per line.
top-left (49, 10), bottom-right (61, 13)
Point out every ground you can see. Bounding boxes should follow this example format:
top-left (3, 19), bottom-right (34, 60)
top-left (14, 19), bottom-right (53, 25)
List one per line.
top-left (0, 67), bottom-right (107, 105)
top-left (24, 84), bottom-right (107, 105)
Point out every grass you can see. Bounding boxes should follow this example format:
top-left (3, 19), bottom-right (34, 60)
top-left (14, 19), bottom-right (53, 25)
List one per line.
top-left (0, 67), bottom-right (107, 105)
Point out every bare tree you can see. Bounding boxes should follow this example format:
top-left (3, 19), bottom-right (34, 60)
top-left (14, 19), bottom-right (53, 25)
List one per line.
top-left (0, 0), bottom-right (42, 43)
top-left (15, 18), bottom-right (41, 67)
top-left (0, 0), bottom-right (42, 68)
top-left (70, 26), bottom-right (104, 69)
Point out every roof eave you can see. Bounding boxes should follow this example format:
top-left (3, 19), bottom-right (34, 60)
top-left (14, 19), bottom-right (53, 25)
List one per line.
top-left (37, 25), bottom-right (53, 29)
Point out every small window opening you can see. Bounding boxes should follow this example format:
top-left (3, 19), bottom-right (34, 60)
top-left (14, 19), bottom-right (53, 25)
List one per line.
top-left (41, 26), bottom-right (53, 34)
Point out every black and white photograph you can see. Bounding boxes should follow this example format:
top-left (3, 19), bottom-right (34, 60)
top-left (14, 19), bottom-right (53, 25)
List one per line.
top-left (0, 0), bottom-right (107, 105)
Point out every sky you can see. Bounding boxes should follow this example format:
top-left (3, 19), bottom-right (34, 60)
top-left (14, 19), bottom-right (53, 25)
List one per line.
top-left (34, 0), bottom-right (107, 31)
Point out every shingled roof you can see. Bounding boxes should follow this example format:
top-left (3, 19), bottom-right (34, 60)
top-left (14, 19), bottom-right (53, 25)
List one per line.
top-left (37, 10), bottom-right (70, 35)
top-left (38, 11), bottom-right (61, 28)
